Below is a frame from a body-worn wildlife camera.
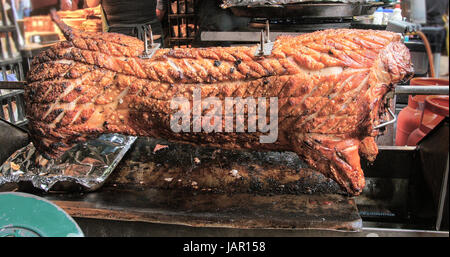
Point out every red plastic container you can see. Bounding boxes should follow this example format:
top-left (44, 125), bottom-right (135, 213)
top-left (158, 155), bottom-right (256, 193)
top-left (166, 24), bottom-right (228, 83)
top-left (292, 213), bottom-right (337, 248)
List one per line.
top-left (395, 77), bottom-right (449, 146)
top-left (395, 95), bottom-right (427, 145)
top-left (409, 77), bottom-right (449, 87)
top-left (407, 95), bottom-right (449, 146)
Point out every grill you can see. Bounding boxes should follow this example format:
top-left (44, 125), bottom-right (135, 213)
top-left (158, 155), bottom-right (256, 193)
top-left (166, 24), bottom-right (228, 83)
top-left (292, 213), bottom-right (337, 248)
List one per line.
top-left (200, 1), bottom-right (388, 43)
top-left (0, 0), bottom-right (448, 235)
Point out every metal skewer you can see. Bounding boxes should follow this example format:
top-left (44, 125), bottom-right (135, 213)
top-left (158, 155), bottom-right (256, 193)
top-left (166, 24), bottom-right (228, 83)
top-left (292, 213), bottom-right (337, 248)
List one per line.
top-left (139, 25), bottom-right (160, 59)
top-left (148, 25), bottom-right (154, 48)
top-left (143, 28), bottom-right (149, 55)
top-left (257, 30), bottom-right (265, 56)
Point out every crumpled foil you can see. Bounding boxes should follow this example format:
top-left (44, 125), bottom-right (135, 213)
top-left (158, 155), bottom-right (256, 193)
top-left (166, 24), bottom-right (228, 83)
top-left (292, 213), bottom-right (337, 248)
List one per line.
top-left (0, 134), bottom-right (136, 191)
top-left (221, 0), bottom-right (369, 8)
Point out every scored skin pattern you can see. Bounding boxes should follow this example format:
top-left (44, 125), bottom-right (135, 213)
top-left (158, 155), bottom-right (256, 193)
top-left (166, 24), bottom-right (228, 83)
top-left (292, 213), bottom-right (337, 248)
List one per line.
top-left (25, 13), bottom-right (413, 195)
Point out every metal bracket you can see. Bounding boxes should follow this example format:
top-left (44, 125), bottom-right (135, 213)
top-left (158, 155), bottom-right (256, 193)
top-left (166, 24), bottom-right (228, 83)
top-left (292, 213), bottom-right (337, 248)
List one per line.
top-left (139, 25), bottom-right (160, 59)
top-left (374, 107), bottom-right (397, 130)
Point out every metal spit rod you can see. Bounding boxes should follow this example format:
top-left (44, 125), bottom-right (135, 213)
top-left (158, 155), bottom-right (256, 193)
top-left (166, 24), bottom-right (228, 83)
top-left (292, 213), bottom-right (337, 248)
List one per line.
top-left (395, 85), bottom-right (449, 95)
top-left (0, 83), bottom-right (449, 95)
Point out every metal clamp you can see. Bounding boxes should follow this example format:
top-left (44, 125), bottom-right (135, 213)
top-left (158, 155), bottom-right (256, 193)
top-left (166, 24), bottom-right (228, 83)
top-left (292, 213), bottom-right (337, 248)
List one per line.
top-left (374, 107), bottom-right (397, 130)
top-left (139, 25), bottom-right (161, 59)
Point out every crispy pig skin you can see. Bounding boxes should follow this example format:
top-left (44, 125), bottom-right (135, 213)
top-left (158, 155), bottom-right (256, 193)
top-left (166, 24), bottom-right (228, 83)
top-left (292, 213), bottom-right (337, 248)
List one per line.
top-left (25, 11), bottom-right (413, 195)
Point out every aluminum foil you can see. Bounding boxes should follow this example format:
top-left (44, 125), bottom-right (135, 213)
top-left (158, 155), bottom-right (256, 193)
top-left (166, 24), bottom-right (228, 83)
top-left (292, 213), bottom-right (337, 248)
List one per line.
top-left (0, 134), bottom-right (136, 192)
top-left (221, 0), bottom-right (369, 8)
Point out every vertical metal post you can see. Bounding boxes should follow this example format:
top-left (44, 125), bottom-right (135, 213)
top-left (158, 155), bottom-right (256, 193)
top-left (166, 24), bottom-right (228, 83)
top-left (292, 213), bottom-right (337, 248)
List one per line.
top-left (143, 28), bottom-right (148, 54)
top-left (258, 30), bottom-right (265, 56)
top-left (9, 0), bottom-right (25, 48)
top-left (185, 0), bottom-right (188, 44)
top-left (15, 93), bottom-right (24, 121)
top-left (18, 61), bottom-right (24, 80)
top-left (177, 0), bottom-right (180, 47)
top-left (0, 36), bottom-right (4, 60)
top-left (148, 25), bottom-right (154, 48)
top-left (6, 97), bottom-right (15, 123)
top-left (1, 0), bottom-right (12, 58)
top-left (0, 99), bottom-right (5, 117)
top-left (436, 156), bottom-right (449, 231)
top-left (265, 20), bottom-right (270, 43)
top-left (1, 65), bottom-right (7, 81)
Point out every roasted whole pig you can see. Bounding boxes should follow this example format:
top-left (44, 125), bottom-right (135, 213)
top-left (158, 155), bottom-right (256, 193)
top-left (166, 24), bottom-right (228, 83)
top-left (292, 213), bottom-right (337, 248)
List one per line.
top-left (25, 11), bottom-right (413, 195)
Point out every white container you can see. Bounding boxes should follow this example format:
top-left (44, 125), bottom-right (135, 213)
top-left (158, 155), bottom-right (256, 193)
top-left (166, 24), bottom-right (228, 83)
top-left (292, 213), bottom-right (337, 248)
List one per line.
top-left (383, 9), bottom-right (393, 25)
top-left (373, 8), bottom-right (384, 25)
top-left (391, 4), bottom-right (403, 21)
